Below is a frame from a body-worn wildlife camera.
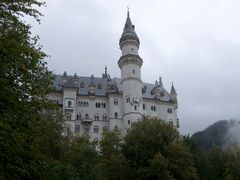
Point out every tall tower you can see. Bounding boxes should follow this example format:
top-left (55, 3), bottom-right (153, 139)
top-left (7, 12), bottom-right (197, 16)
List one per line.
top-left (118, 11), bottom-right (143, 133)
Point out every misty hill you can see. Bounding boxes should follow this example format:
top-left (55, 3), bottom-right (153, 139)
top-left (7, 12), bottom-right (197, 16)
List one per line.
top-left (191, 120), bottom-right (240, 151)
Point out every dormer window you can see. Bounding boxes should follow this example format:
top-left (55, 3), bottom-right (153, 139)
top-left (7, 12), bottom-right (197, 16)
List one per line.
top-left (80, 82), bottom-right (84, 88)
top-left (98, 83), bottom-right (102, 89)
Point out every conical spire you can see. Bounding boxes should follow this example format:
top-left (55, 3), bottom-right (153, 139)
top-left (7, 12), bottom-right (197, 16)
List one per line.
top-left (170, 82), bottom-right (177, 95)
top-left (122, 10), bottom-right (136, 34)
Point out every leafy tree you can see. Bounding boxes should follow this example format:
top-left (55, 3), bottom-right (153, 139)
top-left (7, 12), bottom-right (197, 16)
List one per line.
top-left (98, 131), bottom-right (128, 180)
top-left (0, 0), bottom-right (59, 179)
top-left (223, 146), bottom-right (240, 180)
top-left (122, 116), bottom-right (198, 180)
top-left (65, 136), bottom-right (99, 180)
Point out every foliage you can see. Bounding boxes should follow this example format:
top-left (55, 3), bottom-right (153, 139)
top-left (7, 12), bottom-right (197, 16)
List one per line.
top-left (122, 116), bottom-right (198, 180)
top-left (98, 131), bottom-right (128, 180)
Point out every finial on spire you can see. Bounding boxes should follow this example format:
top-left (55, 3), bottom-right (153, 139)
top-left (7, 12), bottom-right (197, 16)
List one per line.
top-left (105, 65), bottom-right (107, 75)
top-left (127, 6), bottom-right (130, 16)
top-left (159, 76), bottom-right (163, 87)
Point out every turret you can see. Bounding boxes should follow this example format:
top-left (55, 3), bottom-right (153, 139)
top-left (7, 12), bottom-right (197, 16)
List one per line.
top-left (118, 11), bottom-right (143, 134)
top-left (170, 82), bottom-right (178, 104)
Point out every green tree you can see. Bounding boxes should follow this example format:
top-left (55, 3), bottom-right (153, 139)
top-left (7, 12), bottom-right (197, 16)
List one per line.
top-left (223, 146), bottom-right (240, 180)
top-left (0, 0), bottom-right (59, 179)
top-left (98, 131), bottom-right (128, 180)
top-left (65, 136), bottom-right (99, 180)
top-left (122, 116), bottom-right (198, 180)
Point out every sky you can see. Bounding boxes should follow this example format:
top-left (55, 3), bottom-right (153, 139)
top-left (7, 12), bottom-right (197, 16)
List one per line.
top-left (28, 0), bottom-right (240, 134)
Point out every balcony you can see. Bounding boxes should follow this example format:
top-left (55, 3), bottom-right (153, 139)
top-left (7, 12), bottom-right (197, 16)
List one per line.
top-left (82, 117), bottom-right (92, 124)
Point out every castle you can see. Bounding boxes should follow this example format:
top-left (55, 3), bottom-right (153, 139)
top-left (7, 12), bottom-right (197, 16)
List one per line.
top-left (48, 12), bottom-right (179, 144)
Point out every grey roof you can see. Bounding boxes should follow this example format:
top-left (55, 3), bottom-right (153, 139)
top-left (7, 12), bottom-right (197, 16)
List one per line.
top-left (170, 83), bottom-right (177, 95)
top-left (51, 74), bottom-right (174, 102)
top-left (122, 11), bottom-right (137, 35)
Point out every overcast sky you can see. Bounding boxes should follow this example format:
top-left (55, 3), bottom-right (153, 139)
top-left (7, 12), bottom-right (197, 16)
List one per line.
top-left (29, 0), bottom-right (240, 134)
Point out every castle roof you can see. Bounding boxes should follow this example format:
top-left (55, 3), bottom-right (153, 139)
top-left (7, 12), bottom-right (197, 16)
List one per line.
top-left (52, 74), bottom-right (174, 103)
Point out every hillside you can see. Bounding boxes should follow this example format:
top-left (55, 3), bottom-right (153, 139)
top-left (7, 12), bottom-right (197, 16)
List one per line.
top-left (191, 120), bottom-right (240, 151)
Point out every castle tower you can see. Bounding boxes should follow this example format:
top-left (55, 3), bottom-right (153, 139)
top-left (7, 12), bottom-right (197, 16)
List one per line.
top-left (118, 11), bottom-right (143, 133)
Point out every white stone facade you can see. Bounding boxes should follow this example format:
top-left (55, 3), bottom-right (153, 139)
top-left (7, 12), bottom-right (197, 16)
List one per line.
top-left (48, 12), bottom-right (179, 143)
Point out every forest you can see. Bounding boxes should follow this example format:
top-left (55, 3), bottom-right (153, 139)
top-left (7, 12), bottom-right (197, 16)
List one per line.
top-left (0, 1), bottom-right (240, 179)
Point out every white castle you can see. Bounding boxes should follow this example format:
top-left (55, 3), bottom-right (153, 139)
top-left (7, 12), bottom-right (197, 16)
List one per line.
top-left (48, 12), bottom-right (179, 143)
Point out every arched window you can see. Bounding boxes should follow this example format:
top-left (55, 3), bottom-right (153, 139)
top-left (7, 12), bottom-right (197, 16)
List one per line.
top-left (167, 108), bottom-right (172, 114)
top-left (114, 99), bottom-right (118, 106)
top-left (103, 126), bottom-right (108, 132)
top-left (128, 120), bottom-right (131, 125)
top-left (126, 95), bottom-right (130, 103)
top-left (67, 100), bottom-right (72, 107)
top-left (80, 82), bottom-right (84, 88)
top-left (84, 125), bottom-right (89, 134)
top-left (100, 103), bottom-right (105, 108)
top-left (134, 105), bottom-right (137, 110)
top-left (95, 114), bottom-right (99, 121)
top-left (86, 102), bottom-right (89, 107)
top-left (114, 112), bottom-right (118, 119)
top-left (77, 113), bottom-right (81, 120)
top-left (94, 126), bottom-right (99, 134)
top-left (66, 114), bottom-right (71, 120)
top-left (98, 83), bottom-right (102, 89)
top-left (103, 114), bottom-right (107, 121)
top-left (75, 125), bottom-right (80, 133)
top-left (143, 104), bottom-right (146, 110)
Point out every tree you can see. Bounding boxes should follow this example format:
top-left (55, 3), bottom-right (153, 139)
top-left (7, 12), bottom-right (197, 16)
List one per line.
top-left (65, 136), bottom-right (99, 180)
top-left (0, 1), bottom-right (56, 179)
top-left (98, 131), bottom-right (128, 180)
top-left (122, 116), bottom-right (198, 180)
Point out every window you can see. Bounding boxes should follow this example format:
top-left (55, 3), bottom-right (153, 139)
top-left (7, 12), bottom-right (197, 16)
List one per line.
top-left (84, 126), bottom-right (89, 134)
top-left (151, 106), bottom-right (157, 111)
top-left (67, 101), bottom-right (72, 107)
top-left (128, 120), bottom-right (131, 125)
top-left (133, 69), bottom-right (135, 74)
top-left (77, 114), bottom-right (81, 120)
top-left (80, 82), bottom-right (84, 88)
top-left (94, 126), bottom-right (99, 134)
top-left (114, 125), bottom-right (118, 131)
top-left (167, 108), bottom-right (173, 114)
top-left (75, 125), bottom-right (80, 133)
top-left (126, 95), bottom-right (130, 103)
top-left (98, 83), bottom-right (102, 89)
top-left (95, 114), bottom-right (99, 121)
top-left (100, 103), bottom-right (106, 108)
top-left (66, 114), bottom-right (71, 120)
top-left (114, 99), bottom-right (118, 106)
top-left (96, 103), bottom-right (100, 108)
top-left (114, 112), bottom-right (118, 119)
top-left (85, 113), bottom-right (89, 119)
top-left (103, 114), bottom-right (107, 121)
top-left (96, 102), bottom-right (106, 108)
top-left (143, 104), bottom-right (146, 110)
top-left (103, 126), bottom-right (108, 132)
top-left (94, 138), bottom-right (99, 145)
top-left (134, 105), bottom-right (137, 110)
